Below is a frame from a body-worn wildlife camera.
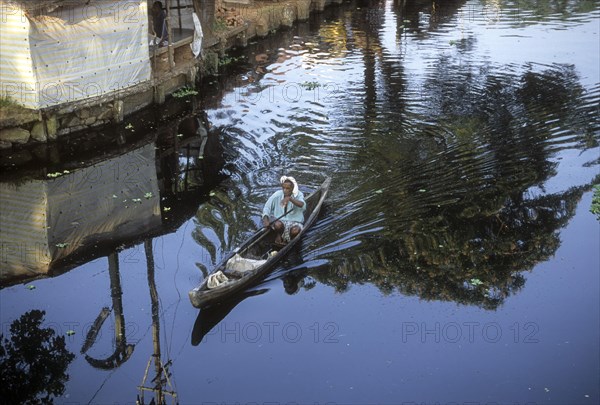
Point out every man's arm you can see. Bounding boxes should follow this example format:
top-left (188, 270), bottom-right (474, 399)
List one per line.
top-left (262, 193), bottom-right (276, 227)
top-left (284, 195), bottom-right (304, 208)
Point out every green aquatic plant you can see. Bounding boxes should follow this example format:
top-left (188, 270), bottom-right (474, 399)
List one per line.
top-left (219, 54), bottom-right (244, 66)
top-left (301, 81), bottom-right (322, 90)
top-left (591, 185), bottom-right (600, 220)
top-left (173, 87), bottom-right (199, 98)
top-left (470, 278), bottom-right (483, 286)
top-left (47, 170), bottom-right (70, 179)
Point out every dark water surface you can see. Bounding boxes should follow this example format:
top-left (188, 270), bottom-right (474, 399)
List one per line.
top-left (1, 1), bottom-right (599, 404)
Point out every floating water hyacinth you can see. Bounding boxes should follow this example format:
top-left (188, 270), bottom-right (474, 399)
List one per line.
top-left (132, 198), bottom-right (142, 203)
top-left (301, 81), bottom-right (321, 90)
top-left (591, 185), bottom-right (600, 220)
top-left (55, 243), bottom-right (70, 248)
top-left (173, 87), bottom-right (199, 98)
top-left (470, 278), bottom-right (483, 286)
top-left (47, 171), bottom-right (69, 178)
top-left (144, 192), bottom-right (153, 199)
top-left (163, 207), bottom-right (171, 212)
top-left (66, 330), bottom-right (76, 336)
top-left (27, 285), bottom-right (36, 290)
top-left (125, 123), bottom-right (134, 129)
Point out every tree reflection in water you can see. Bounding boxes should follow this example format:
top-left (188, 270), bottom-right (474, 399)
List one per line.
top-left (0, 310), bottom-right (75, 404)
top-left (308, 57), bottom-right (598, 309)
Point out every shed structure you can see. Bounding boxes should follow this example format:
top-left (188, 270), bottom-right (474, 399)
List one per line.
top-left (1, 0), bottom-right (153, 109)
top-left (0, 0), bottom-right (200, 110)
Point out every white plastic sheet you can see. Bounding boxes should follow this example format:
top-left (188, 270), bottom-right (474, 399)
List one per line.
top-left (0, 0), bottom-right (151, 109)
top-left (190, 12), bottom-right (203, 58)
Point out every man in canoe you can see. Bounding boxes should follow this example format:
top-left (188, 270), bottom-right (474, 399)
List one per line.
top-left (262, 176), bottom-right (306, 245)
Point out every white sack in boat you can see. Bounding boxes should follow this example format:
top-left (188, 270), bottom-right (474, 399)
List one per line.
top-left (206, 271), bottom-right (229, 289)
top-left (226, 254), bottom-right (267, 273)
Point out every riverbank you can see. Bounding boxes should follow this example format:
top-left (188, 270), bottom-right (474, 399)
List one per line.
top-left (0, 0), bottom-right (344, 150)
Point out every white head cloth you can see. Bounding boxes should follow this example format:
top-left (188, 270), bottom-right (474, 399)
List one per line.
top-left (280, 176), bottom-right (299, 197)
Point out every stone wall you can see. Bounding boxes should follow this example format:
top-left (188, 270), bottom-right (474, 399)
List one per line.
top-left (0, 66), bottom-right (196, 150)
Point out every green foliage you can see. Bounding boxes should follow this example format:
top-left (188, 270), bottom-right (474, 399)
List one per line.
top-left (0, 310), bottom-right (75, 404)
top-left (219, 54), bottom-right (244, 66)
top-left (173, 87), bottom-right (199, 98)
top-left (470, 278), bottom-right (484, 286)
top-left (0, 92), bottom-right (22, 108)
top-left (591, 184), bottom-right (600, 220)
top-left (212, 17), bottom-right (229, 33)
top-left (301, 81), bottom-right (321, 90)
top-left (46, 170), bottom-right (69, 179)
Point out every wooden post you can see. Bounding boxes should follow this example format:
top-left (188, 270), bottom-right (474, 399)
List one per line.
top-left (177, 0), bottom-right (182, 30)
top-left (194, 0), bottom-right (214, 40)
top-left (165, 0), bottom-right (175, 69)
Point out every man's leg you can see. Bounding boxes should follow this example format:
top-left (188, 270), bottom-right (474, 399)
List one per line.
top-left (272, 220), bottom-right (284, 244)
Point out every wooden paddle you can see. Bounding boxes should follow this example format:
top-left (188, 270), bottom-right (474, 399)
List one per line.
top-left (239, 208), bottom-right (293, 256)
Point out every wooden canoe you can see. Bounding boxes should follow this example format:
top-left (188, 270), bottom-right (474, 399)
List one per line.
top-left (188, 177), bottom-right (331, 308)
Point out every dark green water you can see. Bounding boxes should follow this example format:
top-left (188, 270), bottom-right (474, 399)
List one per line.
top-left (1, 1), bottom-right (599, 404)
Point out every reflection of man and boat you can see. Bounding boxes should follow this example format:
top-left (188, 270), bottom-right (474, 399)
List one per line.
top-left (189, 177), bottom-right (330, 348)
top-left (191, 264), bottom-right (320, 346)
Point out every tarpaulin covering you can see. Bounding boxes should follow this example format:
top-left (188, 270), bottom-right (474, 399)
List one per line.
top-left (0, 0), bottom-right (151, 109)
top-left (0, 142), bottom-right (161, 283)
